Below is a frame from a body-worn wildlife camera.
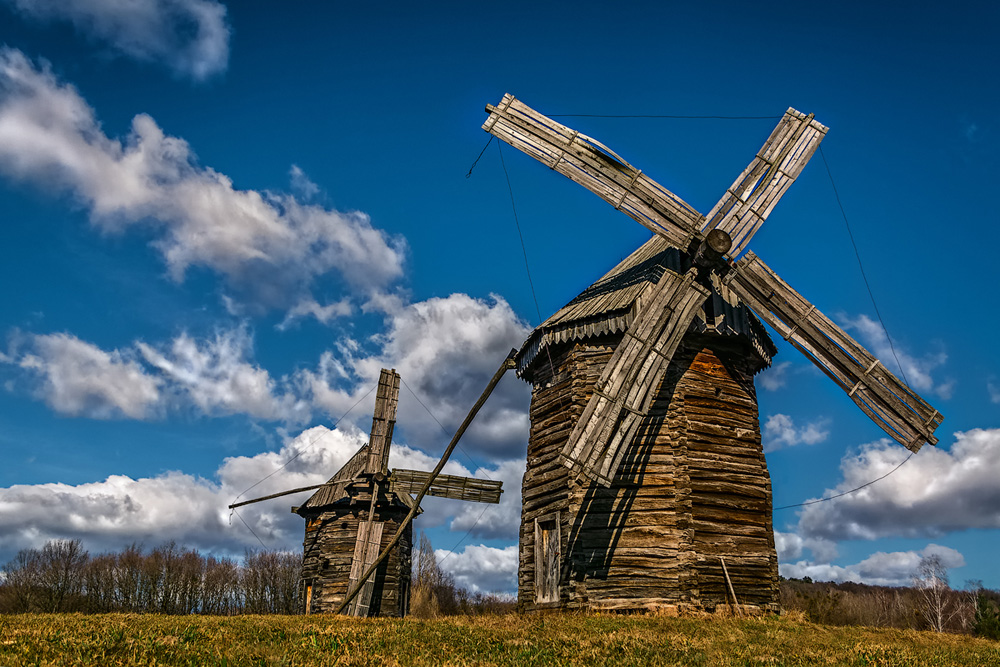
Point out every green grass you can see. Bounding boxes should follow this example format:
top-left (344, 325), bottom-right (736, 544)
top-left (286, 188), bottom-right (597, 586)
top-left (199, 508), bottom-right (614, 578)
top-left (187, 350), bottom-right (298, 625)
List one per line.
top-left (1, 612), bottom-right (997, 666)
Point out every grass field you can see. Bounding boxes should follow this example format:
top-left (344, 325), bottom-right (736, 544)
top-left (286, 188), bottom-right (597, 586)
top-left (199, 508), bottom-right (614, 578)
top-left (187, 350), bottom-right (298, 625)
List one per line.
top-left (1, 612), bottom-right (998, 666)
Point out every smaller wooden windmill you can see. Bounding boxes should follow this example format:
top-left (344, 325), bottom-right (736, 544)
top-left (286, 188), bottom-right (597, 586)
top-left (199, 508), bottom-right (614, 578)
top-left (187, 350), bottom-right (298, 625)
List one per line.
top-left (230, 368), bottom-right (504, 616)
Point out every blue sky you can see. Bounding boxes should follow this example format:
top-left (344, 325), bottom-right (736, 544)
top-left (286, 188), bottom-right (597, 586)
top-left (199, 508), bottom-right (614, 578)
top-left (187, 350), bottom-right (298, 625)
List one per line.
top-left (0, 0), bottom-right (997, 594)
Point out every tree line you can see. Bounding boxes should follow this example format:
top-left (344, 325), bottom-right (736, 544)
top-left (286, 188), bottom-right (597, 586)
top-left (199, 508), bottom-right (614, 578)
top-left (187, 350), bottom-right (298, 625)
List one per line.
top-left (780, 555), bottom-right (1000, 638)
top-left (0, 539), bottom-right (301, 614)
top-left (0, 536), bottom-right (514, 617)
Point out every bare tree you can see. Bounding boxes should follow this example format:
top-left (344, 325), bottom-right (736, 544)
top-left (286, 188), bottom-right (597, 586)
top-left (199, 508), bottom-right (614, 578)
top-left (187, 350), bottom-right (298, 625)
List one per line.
top-left (914, 555), bottom-right (958, 632)
top-left (2, 548), bottom-right (42, 612)
top-left (37, 539), bottom-right (88, 612)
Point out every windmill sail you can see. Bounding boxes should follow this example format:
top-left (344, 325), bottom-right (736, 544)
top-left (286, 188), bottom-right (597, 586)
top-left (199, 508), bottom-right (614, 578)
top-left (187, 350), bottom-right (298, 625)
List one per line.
top-left (345, 520), bottom-right (384, 617)
top-left (366, 369), bottom-right (400, 476)
top-left (702, 109), bottom-right (828, 258)
top-left (728, 252), bottom-right (942, 450)
top-left (389, 469), bottom-right (503, 504)
top-left (561, 268), bottom-right (710, 485)
top-left (484, 94), bottom-right (704, 250)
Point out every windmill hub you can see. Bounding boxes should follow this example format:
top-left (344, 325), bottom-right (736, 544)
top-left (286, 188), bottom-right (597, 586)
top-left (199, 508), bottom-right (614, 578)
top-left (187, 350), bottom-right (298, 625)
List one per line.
top-left (690, 228), bottom-right (733, 274)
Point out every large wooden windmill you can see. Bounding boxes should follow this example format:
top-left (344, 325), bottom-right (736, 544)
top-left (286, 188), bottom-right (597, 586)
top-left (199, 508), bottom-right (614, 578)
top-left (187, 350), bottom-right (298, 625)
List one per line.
top-left (230, 368), bottom-right (503, 616)
top-left (482, 95), bottom-right (943, 613)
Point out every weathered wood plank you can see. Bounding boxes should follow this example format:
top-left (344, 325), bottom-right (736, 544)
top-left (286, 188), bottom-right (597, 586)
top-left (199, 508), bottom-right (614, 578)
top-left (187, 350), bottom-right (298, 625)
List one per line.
top-left (389, 469), bottom-right (503, 504)
top-left (730, 252), bottom-right (942, 451)
top-left (366, 369), bottom-right (400, 475)
top-left (561, 269), bottom-right (709, 485)
top-left (484, 95), bottom-right (704, 250)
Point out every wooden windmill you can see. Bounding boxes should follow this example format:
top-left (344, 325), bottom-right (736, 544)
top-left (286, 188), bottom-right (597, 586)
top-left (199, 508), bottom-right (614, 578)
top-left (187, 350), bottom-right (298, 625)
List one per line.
top-left (230, 368), bottom-right (504, 616)
top-left (482, 95), bottom-right (943, 613)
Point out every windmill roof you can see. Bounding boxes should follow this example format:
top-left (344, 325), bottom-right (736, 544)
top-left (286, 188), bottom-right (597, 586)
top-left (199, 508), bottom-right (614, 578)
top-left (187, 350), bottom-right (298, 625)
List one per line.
top-left (296, 445), bottom-right (370, 512)
top-left (515, 235), bottom-right (777, 379)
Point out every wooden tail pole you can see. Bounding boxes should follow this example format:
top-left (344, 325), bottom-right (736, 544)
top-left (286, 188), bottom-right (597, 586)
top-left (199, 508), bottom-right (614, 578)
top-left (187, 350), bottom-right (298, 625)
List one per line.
top-left (228, 484), bottom-right (324, 510)
top-left (334, 348), bottom-right (518, 616)
top-left (720, 556), bottom-right (743, 617)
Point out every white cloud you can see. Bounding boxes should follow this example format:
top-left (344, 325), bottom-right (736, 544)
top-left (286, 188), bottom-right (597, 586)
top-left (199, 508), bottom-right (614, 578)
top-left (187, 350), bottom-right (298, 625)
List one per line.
top-left (0, 425), bottom-right (364, 559)
top-left (436, 545), bottom-right (518, 594)
top-left (763, 413), bottom-right (829, 452)
top-left (11, 329), bottom-right (309, 423)
top-left (17, 333), bottom-right (161, 419)
top-left (137, 328), bottom-right (309, 423)
top-left (774, 530), bottom-right (838, 564)
top-left (289, 164), bottom-right (319, 200)
top-left (988, 378), bottom-right (1000, 404)
top-left (7, 291), bottom-right (532, 435)
top-left (780, 544), bottom-right (965, 587)
top-left (0, 422), bottom-right (521, 597)
top-left (303, 293), bottom-right (532, 459)
top-left (797, 429), bottom-right (1000, 541)
top-left (3, 0), bottom-right (230, 80)
top-left (448, 459), bottom-right (524, 541)
top-left (842, 314), bottom-right (952, 400)
top-left (277, 298), bottom-right (353, 330)
top-left (758, 361), bottom-right (792, 391)
top-left (0, 49), bottom-right (406, 311)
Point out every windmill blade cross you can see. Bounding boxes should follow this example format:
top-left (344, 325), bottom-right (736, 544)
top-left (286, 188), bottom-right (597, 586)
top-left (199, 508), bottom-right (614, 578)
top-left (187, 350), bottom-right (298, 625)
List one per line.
top-left (727, 252), bottom-right (942, 451)
top-left (561, 268), bottom-right (711, 485)
top-left (485, 95), bottom-right (829, 485)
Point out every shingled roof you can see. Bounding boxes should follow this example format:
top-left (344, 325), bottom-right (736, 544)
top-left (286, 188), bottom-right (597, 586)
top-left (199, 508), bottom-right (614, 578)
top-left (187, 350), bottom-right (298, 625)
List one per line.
top-left (515, 235), bottom-right (777, 380)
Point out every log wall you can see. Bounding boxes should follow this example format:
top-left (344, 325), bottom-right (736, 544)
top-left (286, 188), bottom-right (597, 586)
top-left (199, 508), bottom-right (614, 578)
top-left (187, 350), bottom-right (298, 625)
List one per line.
top-left (298, 497), bottom-right (411, 616)
top-left (518, 333), bottom-right (777, 613)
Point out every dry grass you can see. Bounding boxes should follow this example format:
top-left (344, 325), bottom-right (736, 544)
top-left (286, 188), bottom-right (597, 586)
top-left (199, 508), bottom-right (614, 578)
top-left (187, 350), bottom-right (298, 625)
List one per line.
top-left (1, 612), bottom-right (998, 666)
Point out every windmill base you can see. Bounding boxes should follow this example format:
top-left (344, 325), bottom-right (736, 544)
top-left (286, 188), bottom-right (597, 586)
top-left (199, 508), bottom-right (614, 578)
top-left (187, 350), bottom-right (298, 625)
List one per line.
top-left (517, 334), bottom-right (779, 614)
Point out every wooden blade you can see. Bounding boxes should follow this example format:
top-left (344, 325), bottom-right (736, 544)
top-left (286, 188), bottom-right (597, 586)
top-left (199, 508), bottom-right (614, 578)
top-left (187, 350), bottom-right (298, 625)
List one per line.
top-left (728, 252), bottom-right (942, 451)
top-left (345, 520), bottom-right (384, 617)
top-left (703, 109), bottom-right (828, 258)
top-left (561, 268), bottom-right (711, 486)
top-left (389, 469), bottom-right (503, 504)
top-left (484, 94), bottom-right (704, 251)
top-left (366, 369), bottom-right (400, 476)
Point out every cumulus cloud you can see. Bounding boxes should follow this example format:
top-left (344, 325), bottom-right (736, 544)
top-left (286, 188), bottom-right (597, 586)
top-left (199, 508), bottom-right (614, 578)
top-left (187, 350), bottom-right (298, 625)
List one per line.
top-left (16, 333), bottom-right (161, 419)
top-left (763, 413), bottom-right (829, 452)
top-left (780, 544), bottom-right (965, 587)
top-left (303, 293), bottom-right (532, 459)
top-left (448, 459), bottom-right (524, 541)
top-left (3, 0), bottom-right (230, 80)
top-left (10, 329), bottom-right (308, 423)
top-left (842, 314), bottom-right (953, 400)
top-left (0, 49), bottom-right (406, 310)
top-left (0, 422), bottom-right (520, 594)
top-left (436, 545), bottom-right (518, 594)
top-left (0, 426), bottom-right (363, 560)
top-left (137, 327), bottom-right (309, 423)
top-left (6, 291), bottom-right (533, 436)
top-left (797, 429), bottom-right (1000, 541)
top-left (773, 530), bottom-right (838, 564)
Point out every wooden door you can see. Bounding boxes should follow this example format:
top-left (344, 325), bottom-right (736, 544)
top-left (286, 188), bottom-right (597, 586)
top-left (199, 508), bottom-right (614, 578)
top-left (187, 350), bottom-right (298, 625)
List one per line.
top-left (534, 513), bottom-right (560, 604)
